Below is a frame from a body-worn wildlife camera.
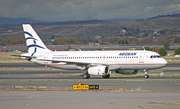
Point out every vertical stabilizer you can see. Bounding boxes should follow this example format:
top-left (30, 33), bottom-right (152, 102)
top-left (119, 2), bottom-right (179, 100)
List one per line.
top-left (22, 24), bottom-right (50, 55)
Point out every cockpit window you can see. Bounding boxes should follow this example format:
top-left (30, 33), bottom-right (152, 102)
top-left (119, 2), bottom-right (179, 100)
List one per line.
top-left (157, 55), bottom-right (161, 58)
top-left (150, 55), bottom-right (161, 58)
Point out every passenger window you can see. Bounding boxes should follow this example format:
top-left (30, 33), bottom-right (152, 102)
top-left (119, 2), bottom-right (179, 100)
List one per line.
top-left (150, 56), bottom-right (153, 58)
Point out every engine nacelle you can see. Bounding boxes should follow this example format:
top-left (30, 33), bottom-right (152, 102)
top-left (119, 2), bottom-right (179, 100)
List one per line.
top-left (88, 66), bottom-right (109, 76)
top-left (115, 70), bottom-right (138, 75)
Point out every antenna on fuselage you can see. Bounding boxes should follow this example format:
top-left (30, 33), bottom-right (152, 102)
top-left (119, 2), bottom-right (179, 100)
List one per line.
top-left (143, 47), bottom-right (145, 51)
top-left (78, 48), bottom-right (81, 51)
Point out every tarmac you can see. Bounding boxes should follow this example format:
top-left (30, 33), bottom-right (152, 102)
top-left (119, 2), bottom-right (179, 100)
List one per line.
top-left (1, 91), bottom-right (180, 109)
top-left (0, 63), bottom-right (180, 109)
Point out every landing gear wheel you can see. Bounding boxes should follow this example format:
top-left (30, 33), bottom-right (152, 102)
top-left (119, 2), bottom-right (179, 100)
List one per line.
top-left (87, 74), bottom-right (90, 78)
top-left (144, 69), bottom-right (149, 78)
top-left (82, 74), bottom-right (90, 79)
top-left (103, 74), bottom-right (110, 78)
top-left (144, 74), bottom-right (149, 78)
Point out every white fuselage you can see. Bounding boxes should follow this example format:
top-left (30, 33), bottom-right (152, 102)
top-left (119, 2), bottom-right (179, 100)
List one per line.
top-left (20, 24), bottom-right (168, 78)
top-left (28, 50), bottom-right (167, 71)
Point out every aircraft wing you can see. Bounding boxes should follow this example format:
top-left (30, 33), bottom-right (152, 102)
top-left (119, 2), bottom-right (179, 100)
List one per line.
top-left (38, 59), bottom-right (109, 66)
top-left (10, 55), bottom-right (36, 58)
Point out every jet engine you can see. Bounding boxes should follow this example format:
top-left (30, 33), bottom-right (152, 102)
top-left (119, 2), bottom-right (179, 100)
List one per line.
top-left (88, 66), bottom-right (109, 76)
top-left (115, 70), bottom-right (138, 75)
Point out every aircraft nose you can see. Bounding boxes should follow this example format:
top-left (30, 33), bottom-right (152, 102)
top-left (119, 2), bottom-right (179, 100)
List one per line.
top-left (162, 58), bottom-right (167, 67)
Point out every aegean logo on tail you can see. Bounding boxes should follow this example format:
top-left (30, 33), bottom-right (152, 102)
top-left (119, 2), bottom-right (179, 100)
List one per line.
top-left (24, 31), bottom-right (45, 50)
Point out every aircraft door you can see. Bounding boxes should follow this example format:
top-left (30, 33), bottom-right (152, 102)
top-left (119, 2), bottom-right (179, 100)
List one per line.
top-left (103, 55), bottom-right (105, 61)
top-left (43, 54), bottom-right (50, 64)
top-left (100, 55), bottom-right (105, 62)
top-left (99, 55), bottom-right (105, 62)
top-left (43, 53), bottom-right (49, 59)
top-left (139, 53), bottom-right (144, 63)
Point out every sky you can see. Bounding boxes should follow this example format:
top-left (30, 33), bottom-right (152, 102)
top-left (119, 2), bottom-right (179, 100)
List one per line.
top-left (0, 0), bottom-right (180, 22)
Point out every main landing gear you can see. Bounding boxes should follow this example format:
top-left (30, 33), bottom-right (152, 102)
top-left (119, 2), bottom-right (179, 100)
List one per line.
top-left (102, 74), bottom-right (110, 78)
top-left (82, 71), bottom-right (90, 79)
top-left (144, 69), bottom-right (149, 78)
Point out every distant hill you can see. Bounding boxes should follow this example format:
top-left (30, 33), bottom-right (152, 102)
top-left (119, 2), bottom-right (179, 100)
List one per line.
top-left (1, 13), bottom-right (180, 25)
top-left (1, 14), bottom-right (180, 41)
top-left (0, 17), bottom-right (49, 26)
top-left (104, 18), bottom-right (137, 21)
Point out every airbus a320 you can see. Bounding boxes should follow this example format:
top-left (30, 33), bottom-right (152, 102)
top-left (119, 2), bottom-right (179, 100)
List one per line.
top-left (16, 24), bottom-right (167, 79)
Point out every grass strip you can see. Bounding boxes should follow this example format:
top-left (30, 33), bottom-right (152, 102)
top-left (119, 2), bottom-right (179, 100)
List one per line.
top-left (0, 86), bottom-right (149, 92)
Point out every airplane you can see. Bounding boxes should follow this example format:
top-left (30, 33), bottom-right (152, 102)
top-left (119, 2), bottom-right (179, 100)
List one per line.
top-left (15, 24), bottom-right (167, 79)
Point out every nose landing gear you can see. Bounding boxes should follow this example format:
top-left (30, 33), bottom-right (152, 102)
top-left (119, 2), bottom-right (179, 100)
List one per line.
top-left (144, 69), bottom-right (149, 78)
top-left (144, 74), bottom-right (149, 78)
